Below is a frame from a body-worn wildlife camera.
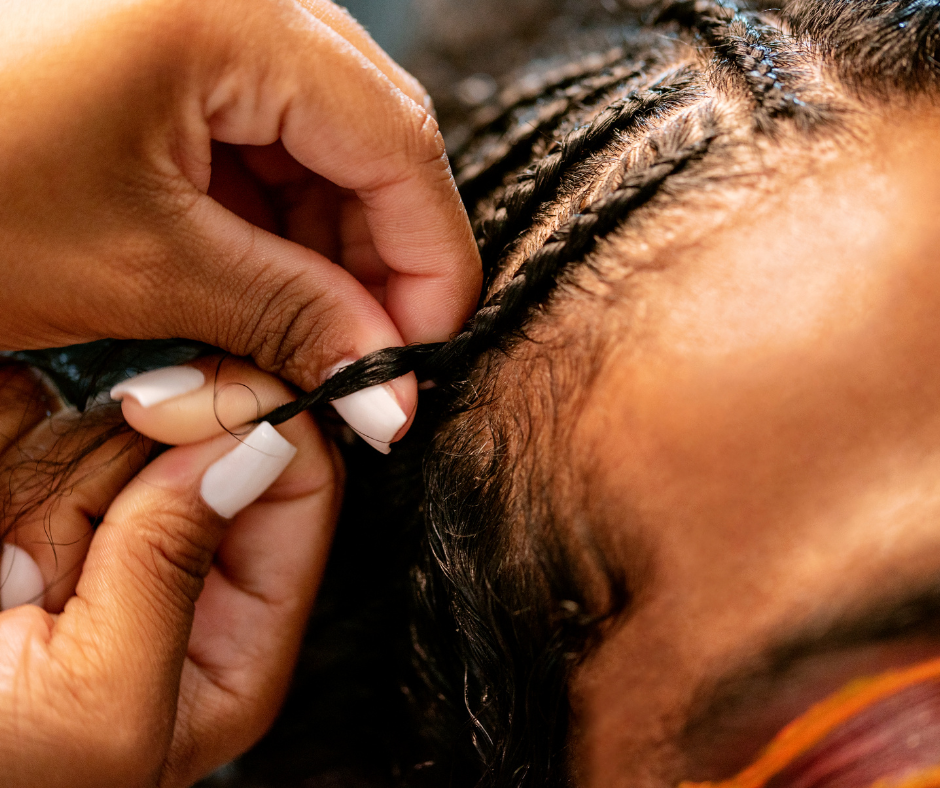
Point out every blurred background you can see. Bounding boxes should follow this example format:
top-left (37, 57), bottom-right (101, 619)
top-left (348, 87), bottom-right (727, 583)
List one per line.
top-left (342, 0), bottom-right (418, 61)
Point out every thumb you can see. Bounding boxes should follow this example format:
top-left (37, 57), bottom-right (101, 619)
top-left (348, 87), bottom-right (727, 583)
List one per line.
top-left (50, 424), bottom-right (296, 737)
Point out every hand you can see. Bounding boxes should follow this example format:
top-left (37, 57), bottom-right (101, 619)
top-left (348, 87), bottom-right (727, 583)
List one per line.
top-left (0, 360), bottom-right (340, 787)
top-left (0, 0), bottom-right (481, 436)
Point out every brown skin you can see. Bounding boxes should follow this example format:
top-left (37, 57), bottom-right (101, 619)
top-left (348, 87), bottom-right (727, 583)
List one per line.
top-left (568, 103), bottom-right (940, 787)
top-left (0, 0), bottom-right (482, 422)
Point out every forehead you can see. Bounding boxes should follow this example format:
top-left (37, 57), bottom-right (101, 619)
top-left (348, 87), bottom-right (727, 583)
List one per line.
top-left (568, 104), bottom-right (940, 785)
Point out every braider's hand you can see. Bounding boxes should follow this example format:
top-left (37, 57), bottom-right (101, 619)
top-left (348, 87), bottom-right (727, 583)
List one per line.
top-left (0, 360), bottom-right (341, 787)
top-left (0, 0), bottom-right (481, 449)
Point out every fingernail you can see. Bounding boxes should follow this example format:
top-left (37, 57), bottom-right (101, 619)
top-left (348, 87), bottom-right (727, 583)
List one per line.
top-left (111, 366), bottom-right (205, 407)
top-left (200, 422), bottom-right (297, 518)
top-left (327, 362), bottom-right (408, 454)
top-left (0, 544), bottom-right (45, 611)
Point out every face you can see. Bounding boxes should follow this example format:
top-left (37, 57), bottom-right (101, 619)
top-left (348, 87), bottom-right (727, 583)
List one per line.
top-left (569, 103), bottom-right (940, 787)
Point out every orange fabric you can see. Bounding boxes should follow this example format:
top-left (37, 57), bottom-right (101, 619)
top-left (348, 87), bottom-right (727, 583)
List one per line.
top-left (679, 656), bottom-right (940, 788)
top-left (874, 765), bottom-right (940, 788)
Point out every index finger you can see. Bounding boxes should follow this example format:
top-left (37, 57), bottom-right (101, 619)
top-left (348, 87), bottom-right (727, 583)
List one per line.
top-left (294, 0), bottom-right (431, 111)
top-left (206, 2), bottom-right (482, 344)
top-left (46, 425), bottom-right (298, 722)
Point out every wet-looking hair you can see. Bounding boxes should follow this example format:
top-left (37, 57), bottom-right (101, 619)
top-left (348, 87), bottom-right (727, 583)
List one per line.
top-left (7, 0), bottom-right (940, 785)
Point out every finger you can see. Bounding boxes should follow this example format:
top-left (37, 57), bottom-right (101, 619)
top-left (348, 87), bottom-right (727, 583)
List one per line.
top-left (203, 1), bottom-right (482, 345)
top-left (112, 351), bottom-right (415, 454)
top-left (0, 410), bottom-right (148, 612)
top-left (47, 421), bottom-right (298, 772)
top-left (112, 357), bottom-right (295, 446)
top-left (292, 0), bottom-right (431, 111)
top-left (0, 364), bottom-right (61, 455)
top-left (161, 411), bottom-right (340, 785)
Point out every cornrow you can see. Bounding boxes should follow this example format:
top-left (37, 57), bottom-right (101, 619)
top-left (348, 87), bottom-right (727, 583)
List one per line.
top-left (475, 69), bottom-right (697, 285)
top-left (464, 45), bottom-right (632, 149)
top-left (455, 60), bottom-right (652, 202)
top-left (262, 113), bottom-right (717, 429)
top-left (659, 0), bottom-right (810, 129)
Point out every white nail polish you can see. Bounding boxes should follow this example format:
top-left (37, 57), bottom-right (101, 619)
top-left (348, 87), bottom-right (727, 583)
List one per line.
top-left (200, 422), bottom-right (297, 519)
top-left (327, 362), bottom-right (408, 454)
top-left (110, 366), bottom-right (205, 408)
top-left (0, 544), bottom-right (45, 611)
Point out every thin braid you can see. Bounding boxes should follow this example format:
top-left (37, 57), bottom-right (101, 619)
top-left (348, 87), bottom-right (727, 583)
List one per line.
top-left (659, 0), bottom-right (807, 127)
top-left (476, 70), bottom-right (697, 278)
top-left (262, 118), bottom-right (717, 429)
top-left (455, 59), bottom-right (654, 200)
top-left (465, 46), bottom-right (631, 147)
top-left (478, 120), bottom-right (716, 326)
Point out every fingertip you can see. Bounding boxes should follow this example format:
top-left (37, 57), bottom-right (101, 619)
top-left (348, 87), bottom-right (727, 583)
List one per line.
top-left (110, 367), bottom-right (206, 408)
top-left (385, 254), bottom-right (482, 345)
top-left (116, 360), bottom-right (295, 447)
top-left (325, 360), bottom-right (414, 454)
top-left (200, 422), bottom-right (298, 518)
top-left (0, 543), bottom-right (46, 611)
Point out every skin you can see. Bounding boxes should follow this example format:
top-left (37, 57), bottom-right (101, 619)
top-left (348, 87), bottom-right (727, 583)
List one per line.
top-left (0, 0), bottom-right (482, 423)
top-left (568, 103), bottom-right (940, 787)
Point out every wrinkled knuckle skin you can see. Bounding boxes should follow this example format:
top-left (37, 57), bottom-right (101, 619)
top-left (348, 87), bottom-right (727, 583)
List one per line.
top-left (408, 110), bottom-right (447, 167)
top-left (363, 110), bottom-right (450, 194)
top-left (129, 503), bottom-right (219, 616)
top-left (239, 280), bottom-right (341, 391)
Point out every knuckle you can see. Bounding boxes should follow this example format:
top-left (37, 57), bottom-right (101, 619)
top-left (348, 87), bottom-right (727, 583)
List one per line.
top-left (127, 502), bottom-right (218, 613)
top-left (402, 109), bottom-right (447, 168)
top-left (236, 276), bottom-right (345, 391)
top-left (361, 110), bottom-right (451, 195)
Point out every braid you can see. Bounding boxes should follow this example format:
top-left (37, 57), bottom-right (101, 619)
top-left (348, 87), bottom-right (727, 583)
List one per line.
top-left (19, 4), bottom-right (940, 786)
top-left (464, 46), bottom-right (632, 149)
top-left (455, 59), bottom-right (655, 202)
top-left (478, 114), bottom-right (716, 322)
top-left (262, 113), bottom-right (717, 429)
top-left (476, 69), bottom-right (697, 284)
top-left (659, 0), bottom-right (812, 129)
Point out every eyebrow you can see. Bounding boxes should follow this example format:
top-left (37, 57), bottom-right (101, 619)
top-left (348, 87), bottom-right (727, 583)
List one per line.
top-left (678, 582), bottom-right (940, 750)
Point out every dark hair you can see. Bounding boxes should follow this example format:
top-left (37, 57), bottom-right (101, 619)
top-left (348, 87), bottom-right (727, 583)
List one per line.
top-left (7, 0), bottom-right (940, 785)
